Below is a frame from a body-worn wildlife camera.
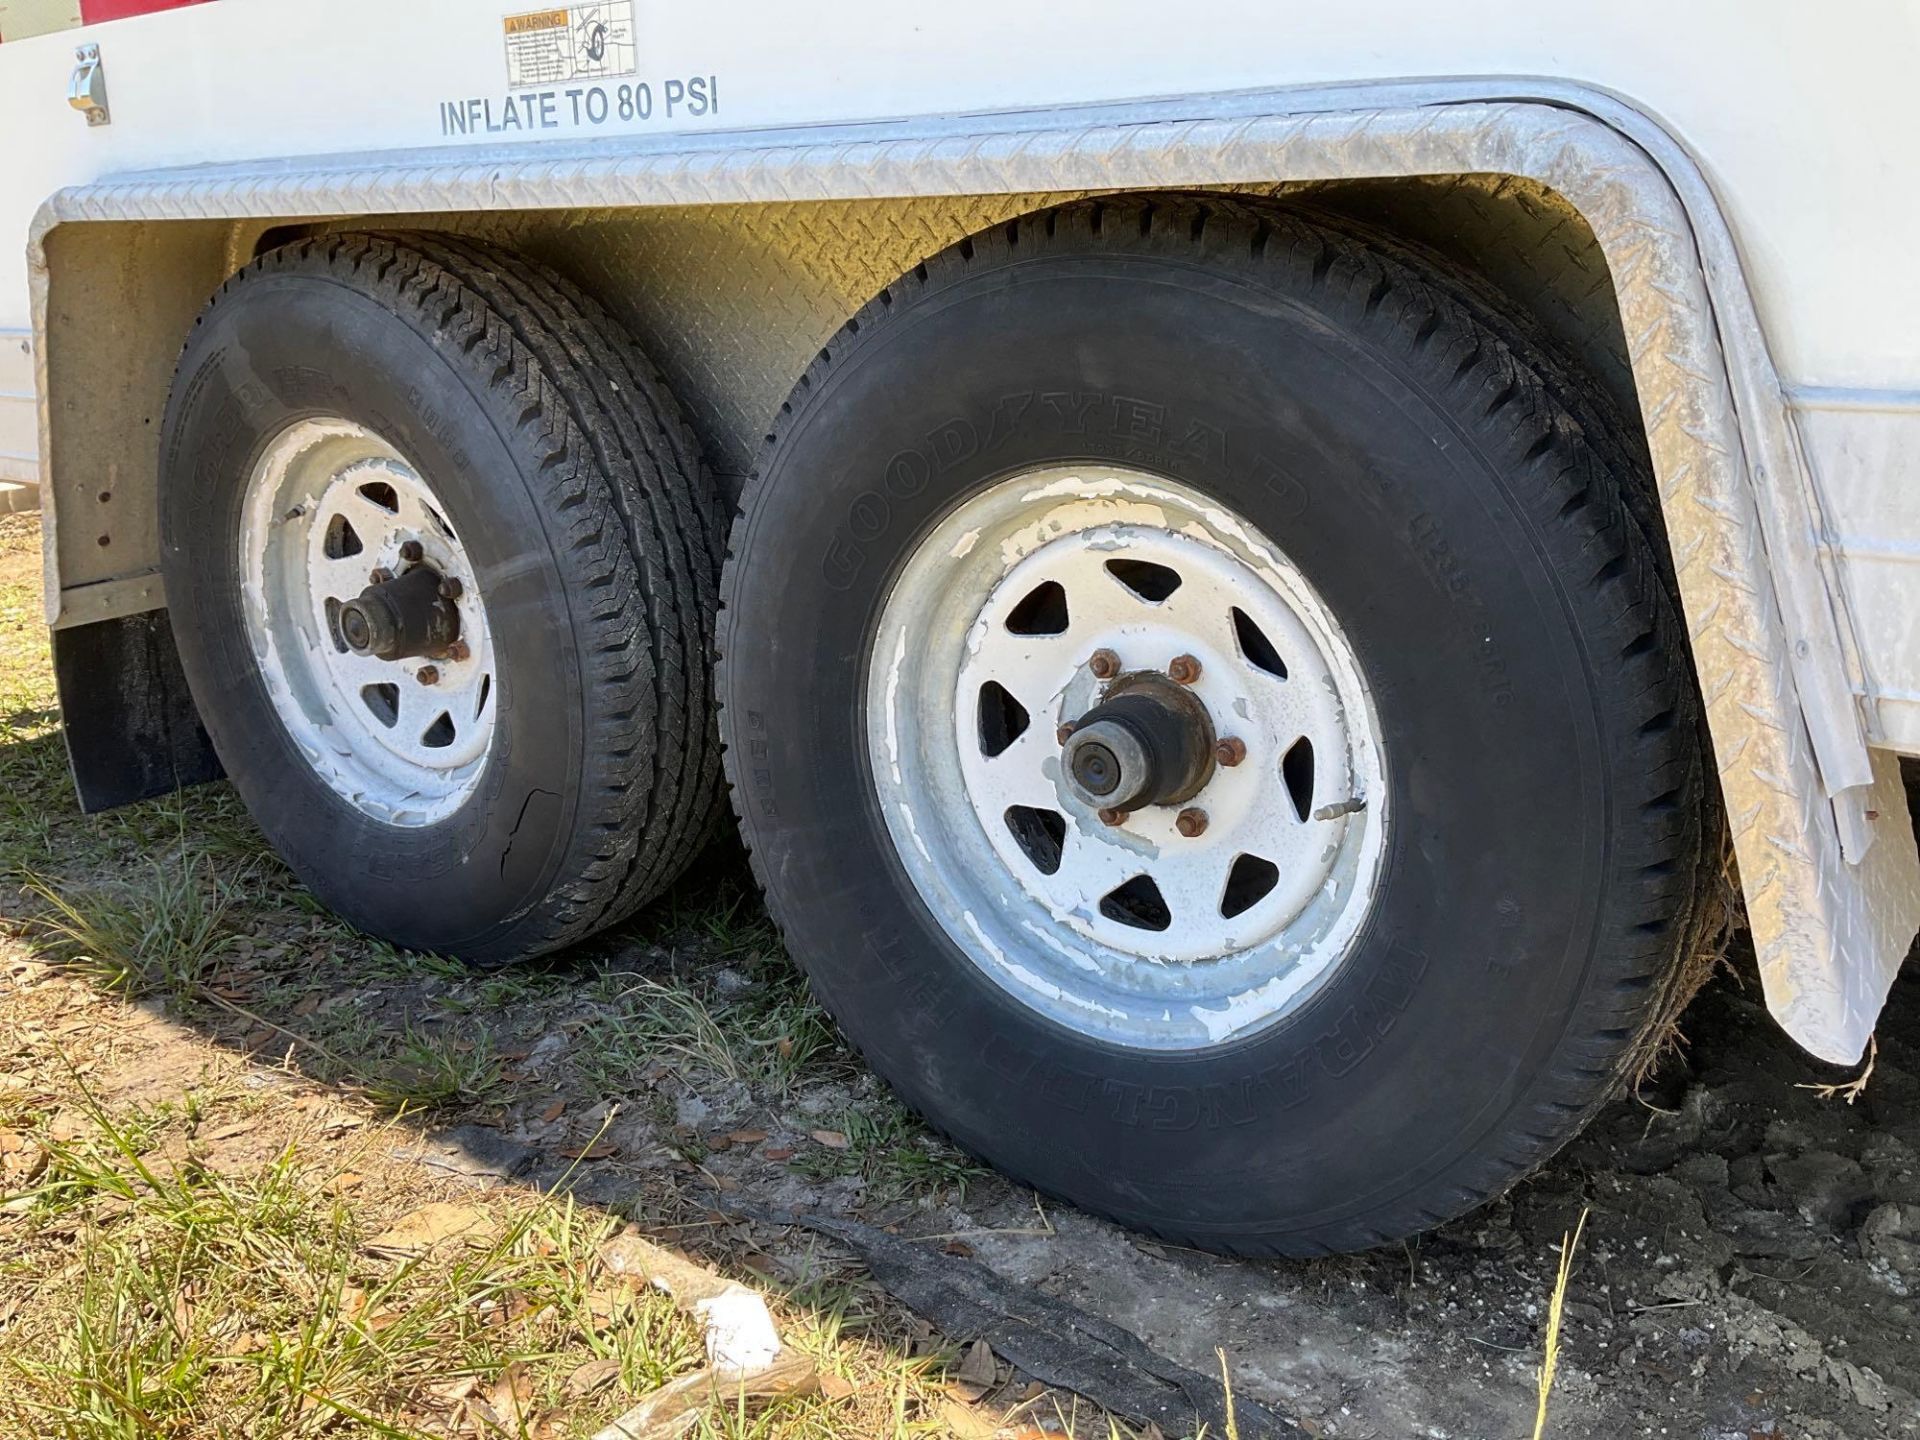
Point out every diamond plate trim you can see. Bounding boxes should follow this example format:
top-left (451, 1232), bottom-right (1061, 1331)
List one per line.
top-left (29, 83), bottom-right (1917, 1063)
top-left (475, 194), bottom-right (1099, 481)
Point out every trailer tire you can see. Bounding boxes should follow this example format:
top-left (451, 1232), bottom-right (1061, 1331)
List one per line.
top-left (718, 199), bottom-right (1708, 1255)
top-left (159, 233), bottom-right (725, 963)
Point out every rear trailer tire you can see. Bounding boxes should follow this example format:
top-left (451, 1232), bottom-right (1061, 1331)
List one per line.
top-left (718, 200), bottom-right (1708, 1256)
top-left (159, 233), bottom-right (726, 963)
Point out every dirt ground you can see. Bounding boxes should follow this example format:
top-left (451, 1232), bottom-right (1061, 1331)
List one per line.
top-left (3, 508), bottom-right (1917, 1438)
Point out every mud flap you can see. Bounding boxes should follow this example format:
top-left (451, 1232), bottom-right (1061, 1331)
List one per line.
top-left (52, 608), bottom-right (221, 812)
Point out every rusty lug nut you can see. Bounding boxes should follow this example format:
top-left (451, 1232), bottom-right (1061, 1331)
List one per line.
top-left (416, 665), bottom-right (440, 686)
top-left (438, 575), bottom-right (464, 600)
top-left (1056, 722), bottom-right (1077, 745)
top-left (369, 566), bottom-right (393, 585)
top-left (398, 539), bottom-right (424, 564)
top-left (1168, 653), bottom-right (1203, 685)
top-left (1214, 736), bottom-right (1247, 767)
top-left (1175, 807), bottom-right (1209, 838)
top-left (1088, 648), bottom-right (1121, 680)
top-left (1097, 806), bottom-right (1130, 828)
top-left (446, 641), bottom-right (472, 664)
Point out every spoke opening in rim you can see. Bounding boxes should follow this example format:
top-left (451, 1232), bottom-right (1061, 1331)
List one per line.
top-left (1006, 805), bottom-right (1067, 875)
top-left (360, 682), bottom-right (400, 728)
top-left (1106, 557), bottom-right (1182, 602)
top-left (1233, 605), bottom-right (1288, 679)
top-left (1100, 875), bottom-right (1172, 932)
top-left (1282, 735), bottom-right (1316, 822)
top-left (324, 514), bottom-right (363, 560)
top-left (1221, 853), bottom-right (1281, 918)
top-left (1005, 579), bottom-right (1069, 635)
top-left (977, 680), bottom-right (1030, 758)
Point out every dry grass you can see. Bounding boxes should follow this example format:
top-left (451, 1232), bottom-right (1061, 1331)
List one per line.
top-left (0, 968), bottom-right (1107, 1437)
top-left (1528, 1208), bottom-right (1588, 1440)
top-left (1627, 811), bottom-right (1740, 1090)
top-left (3, 1081), bottom-right (702, 1436)
top-left (1796, 1034), bottom-right (1878, 1105)
top-left (0, 1043), bottom-right (970, 1437)
top-left (1214, 1350), bottom-right (1238, 1440)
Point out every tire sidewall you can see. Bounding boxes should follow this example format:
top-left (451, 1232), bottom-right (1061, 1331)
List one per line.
top-left (724, 250), bottom-right (1617, 1239)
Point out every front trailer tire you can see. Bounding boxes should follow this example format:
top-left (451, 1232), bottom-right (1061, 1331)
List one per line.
top-left (719, 199), bottom-right (1708, 1256)
top-left (160, 233), bottom-right (726, 964)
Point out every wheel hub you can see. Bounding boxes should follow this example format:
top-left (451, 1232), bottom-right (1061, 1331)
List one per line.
top-left (338, 562), bottom-right (462, 662)
top-left (1061, 673), bottom-right (1216, 812)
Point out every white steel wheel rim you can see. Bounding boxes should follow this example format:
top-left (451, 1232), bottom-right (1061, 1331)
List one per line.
top-left (239, 417), bottom-right (497, 826)
top-left (867, 465), bottom-right (1387, 1049)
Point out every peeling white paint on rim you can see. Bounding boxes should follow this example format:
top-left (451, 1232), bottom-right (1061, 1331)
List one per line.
top-left (866, 465), bottom-right (1386, 1049)
top-left (239, 417), bottom-right (496, 827)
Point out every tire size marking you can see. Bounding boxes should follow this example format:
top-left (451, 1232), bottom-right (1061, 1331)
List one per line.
top-left (741, 707), bottom-right (777, 818)
top-left (437, 76), bottom-right (718, 137)
top-left (1406, 511), bottom-right (1516, 710)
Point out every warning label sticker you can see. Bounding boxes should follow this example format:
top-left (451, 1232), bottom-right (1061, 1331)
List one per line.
top-left (502, 2), bottom-right (637, 88)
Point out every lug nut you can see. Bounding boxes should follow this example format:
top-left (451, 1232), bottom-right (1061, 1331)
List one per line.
top-left (446, 640), bottom-right (472, 663)
top-left (1088, 648), bottom-right (1121, 681)
top-left (1056, 722), bottom-right (1076, 745)
top-left (369, 566), bottom-right (393, 585)
top-left (1175, 807), bottom-right (1209, 838)
top-left (438, 575), bottom-right (464, 600)
top-left (416, 665), bottom-right (440, 686)
top-left (398, 539), bottom-right (424, 563)
top-left (1214, 736), bottom-right (1246, 767)
top-left (1097, 806), bottom-right (1129, 827)
top-left (1168, 654), bottom-right (1202, 685)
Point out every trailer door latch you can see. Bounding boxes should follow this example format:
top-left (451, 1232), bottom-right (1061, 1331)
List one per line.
top-left (69, 44), bottom-right (110, 128)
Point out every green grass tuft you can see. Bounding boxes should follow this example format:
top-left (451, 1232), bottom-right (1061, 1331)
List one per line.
top-left (20, 854), bottom-right (240, 1004)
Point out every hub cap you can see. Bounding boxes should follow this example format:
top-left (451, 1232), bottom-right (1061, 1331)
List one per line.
top-left (238, 418), bottom-right (496, 826)
top-left (867, 466), bottom-right (1387, 1049)
top-left (1061, 673), bottom-right (1216, 812)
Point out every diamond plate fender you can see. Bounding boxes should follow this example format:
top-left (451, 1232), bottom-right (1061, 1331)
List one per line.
top-left (30, 79), bottom-right (1918, 1063)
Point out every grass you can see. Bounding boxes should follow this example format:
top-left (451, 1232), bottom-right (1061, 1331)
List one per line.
top-left (791, 1098), bottom-right (986, 1206)
top-left (21, 853), bottom-right (240, 1003)
top-left (365, 1024), bottom-right (505, 1111)
top-left (1797, 1033), bottom-right (1878, 1105)
top-left (0, 515), bottom-right (65, 879)
top-left (0, 1074), bottom-right (1064, 1438)
top-left (0, 1021), bottom-right (1024, 1439)
top-left (576, 955), bottom-right (839, 1098)
top-left (1529, 1207), bottom-right (1588, 1440)
top-left (2, 1081), bottom-right (710, 1437)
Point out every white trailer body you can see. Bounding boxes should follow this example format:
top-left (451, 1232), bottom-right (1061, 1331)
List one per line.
top-left (6, 0), bottom-right (1918, 1253)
